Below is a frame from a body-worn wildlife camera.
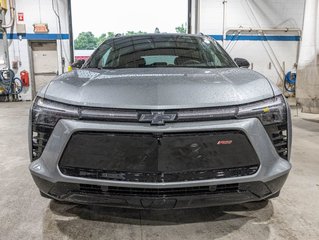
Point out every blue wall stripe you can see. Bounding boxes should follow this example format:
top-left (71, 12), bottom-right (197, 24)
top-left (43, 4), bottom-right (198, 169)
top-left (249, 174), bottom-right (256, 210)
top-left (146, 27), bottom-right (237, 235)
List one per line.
top-left (210, 35), bottom-right (223, 41)
top-left (0, 33), bottom-right (70, 40)
top-left (209, 34), bottom-right (300, 41)
top-left (0, 33), bottom-right (299, 41)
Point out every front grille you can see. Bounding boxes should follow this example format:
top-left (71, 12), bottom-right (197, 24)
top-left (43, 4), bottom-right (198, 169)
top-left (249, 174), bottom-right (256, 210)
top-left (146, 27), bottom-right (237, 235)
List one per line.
top-left (31, 125), bottom-right (53, 161)
top-left (59, 131), bottom-right (260, 182)
top-left (78, 183), bottom-right (241, 197)
top-left (265, 124), bottom-right (288, 160)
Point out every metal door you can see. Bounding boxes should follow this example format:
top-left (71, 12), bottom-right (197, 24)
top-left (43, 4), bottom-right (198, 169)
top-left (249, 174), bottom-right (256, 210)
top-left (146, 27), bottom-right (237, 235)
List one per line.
top-left (31, 42), bottom-right (58, 93)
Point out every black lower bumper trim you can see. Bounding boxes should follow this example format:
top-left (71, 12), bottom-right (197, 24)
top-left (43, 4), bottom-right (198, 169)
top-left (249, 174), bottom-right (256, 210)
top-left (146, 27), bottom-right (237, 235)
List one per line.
top-left (31, 174), bottom-right (288, 209)
top-left (59, 165), bottom-right (259, 183)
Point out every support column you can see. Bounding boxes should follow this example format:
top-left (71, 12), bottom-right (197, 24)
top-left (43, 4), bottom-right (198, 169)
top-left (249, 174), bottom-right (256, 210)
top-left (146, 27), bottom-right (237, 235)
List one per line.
top-left (194, 0), bottom-right (200, 34)
top-left (187, 0), bottom-right (192, 34)
top-left (67, 0), bottom-right (74, 64)
top-left (297, 0), bottom-right (319, 113)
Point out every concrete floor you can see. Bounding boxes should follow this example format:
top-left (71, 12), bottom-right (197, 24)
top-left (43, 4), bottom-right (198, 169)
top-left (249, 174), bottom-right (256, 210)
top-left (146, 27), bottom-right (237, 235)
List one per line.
top-left (0, 101), bottom-right (318, 240)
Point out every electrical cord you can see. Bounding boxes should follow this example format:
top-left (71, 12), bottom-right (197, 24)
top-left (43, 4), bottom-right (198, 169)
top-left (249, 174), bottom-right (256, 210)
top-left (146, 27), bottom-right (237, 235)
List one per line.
top-left (284, 71), bottom-right (296, 93)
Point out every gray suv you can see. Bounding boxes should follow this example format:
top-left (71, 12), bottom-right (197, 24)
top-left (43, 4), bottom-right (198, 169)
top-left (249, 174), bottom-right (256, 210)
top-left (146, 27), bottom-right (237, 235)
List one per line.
top-left (29, 34), bottom-right (291, 209)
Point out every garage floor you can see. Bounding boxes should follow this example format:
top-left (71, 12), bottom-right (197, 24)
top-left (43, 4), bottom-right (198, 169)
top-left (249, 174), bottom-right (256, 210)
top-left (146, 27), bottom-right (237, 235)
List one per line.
top-left (0, 102), bottom-right (318, 240)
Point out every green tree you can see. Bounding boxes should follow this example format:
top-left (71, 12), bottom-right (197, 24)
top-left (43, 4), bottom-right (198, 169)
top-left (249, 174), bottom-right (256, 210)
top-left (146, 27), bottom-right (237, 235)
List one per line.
top-left (107, 32), bottom-right (115, 39)
top-left (74, 32), bottom-right (98, 50)
top-left (74, 30), bottom-right (148, 50)
top-left (175, 24), bottom-right (187, 34)
top-left (97, 33), bottom-right (107, 46)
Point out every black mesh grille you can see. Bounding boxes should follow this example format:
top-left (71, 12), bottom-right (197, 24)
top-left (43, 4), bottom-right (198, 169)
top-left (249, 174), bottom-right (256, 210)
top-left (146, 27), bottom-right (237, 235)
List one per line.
top-left (78, 183), bottom-right (241, 197)
top-left (59, 131), bottom-right (260, 182)
top-left (32, 125), bottom-right (53, 161)
top-left (265, 124), bottom-right (288, 160)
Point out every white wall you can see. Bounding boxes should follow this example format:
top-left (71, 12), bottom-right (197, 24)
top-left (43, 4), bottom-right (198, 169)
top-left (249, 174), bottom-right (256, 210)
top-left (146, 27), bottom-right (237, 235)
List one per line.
top-left (193, 0), bottom-right (305, 86)
top-left (0, 0), bottom-right (71, 100)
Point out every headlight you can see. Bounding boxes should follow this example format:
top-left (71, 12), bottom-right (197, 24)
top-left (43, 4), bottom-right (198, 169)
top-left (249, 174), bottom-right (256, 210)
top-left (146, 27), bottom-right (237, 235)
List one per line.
top-left (31, 98), bottom-right (80, 162)
top-left (32, 98), bottom-right (80, 127)
top-left (32, 97), bottom-right (138, 128)
top-left (178, 95), bottom-right (287, 125)
top-left (237, 95), bottom-right (287, 125)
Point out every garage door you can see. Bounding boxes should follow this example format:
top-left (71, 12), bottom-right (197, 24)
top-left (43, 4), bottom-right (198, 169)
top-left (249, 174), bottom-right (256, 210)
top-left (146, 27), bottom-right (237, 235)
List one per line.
top-left (31, 41), bottom-right (58, 93)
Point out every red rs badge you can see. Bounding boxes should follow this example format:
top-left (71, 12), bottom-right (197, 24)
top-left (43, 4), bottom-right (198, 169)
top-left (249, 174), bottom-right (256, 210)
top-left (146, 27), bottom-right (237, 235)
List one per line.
top-left (217, 140), bottom-right (233, 145)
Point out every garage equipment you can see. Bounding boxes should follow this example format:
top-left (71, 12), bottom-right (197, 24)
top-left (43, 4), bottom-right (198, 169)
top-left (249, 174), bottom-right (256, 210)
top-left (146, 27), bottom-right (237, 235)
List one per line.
top-left (284, 71), bottom-right (296, 93)
top-left (0, 68), bottom-right (23, 101)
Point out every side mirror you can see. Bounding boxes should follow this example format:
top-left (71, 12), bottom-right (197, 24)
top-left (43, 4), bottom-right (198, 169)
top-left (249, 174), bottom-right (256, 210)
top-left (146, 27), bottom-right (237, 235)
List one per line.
top-left (234, 58), bottom-right (250, 68)
top-left (71, 59), bottom-right (85, 69)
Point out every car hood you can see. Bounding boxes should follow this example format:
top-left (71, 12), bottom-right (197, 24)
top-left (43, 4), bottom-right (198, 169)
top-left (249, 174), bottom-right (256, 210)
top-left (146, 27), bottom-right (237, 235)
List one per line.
top-left (43, 68), bottom-right (275, 109)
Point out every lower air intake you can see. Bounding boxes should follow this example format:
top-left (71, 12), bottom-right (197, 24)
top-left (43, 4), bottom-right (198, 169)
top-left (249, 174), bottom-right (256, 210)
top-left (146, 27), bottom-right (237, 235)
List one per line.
top-left (265, 124), bottom-right (288, 160)
top-left (78, 184), bottom-right (241, 197)
top-left (31, 125), bottom-right (53, 161)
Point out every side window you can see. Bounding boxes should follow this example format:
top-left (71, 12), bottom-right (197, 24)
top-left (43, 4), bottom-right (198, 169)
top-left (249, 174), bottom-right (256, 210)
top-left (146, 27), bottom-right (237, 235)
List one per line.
top-left (211, 53), bottom-right (222, 66)
top-left (200, 40), bottom-right (223, 67)
top-left (97, 47), bottom-right (112, 68)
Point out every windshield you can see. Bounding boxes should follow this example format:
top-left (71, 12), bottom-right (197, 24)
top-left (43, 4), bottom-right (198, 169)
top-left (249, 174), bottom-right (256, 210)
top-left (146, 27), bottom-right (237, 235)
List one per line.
top-left (85, 35), bottom-right (237, 69)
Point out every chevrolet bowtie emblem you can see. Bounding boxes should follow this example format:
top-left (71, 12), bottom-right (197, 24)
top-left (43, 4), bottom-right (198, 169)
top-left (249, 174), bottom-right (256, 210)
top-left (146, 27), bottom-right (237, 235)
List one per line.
top-left (139, 111), bottom-right (177, 125)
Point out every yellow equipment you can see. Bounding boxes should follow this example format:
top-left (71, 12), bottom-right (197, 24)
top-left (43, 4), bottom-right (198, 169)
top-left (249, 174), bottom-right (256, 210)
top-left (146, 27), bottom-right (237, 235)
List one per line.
top-left (68, 66), bottom-right (73, 72)
top-left (0, 86), bottom-right (5, 95)
top-left (0, 0), bottom-right (7, 11)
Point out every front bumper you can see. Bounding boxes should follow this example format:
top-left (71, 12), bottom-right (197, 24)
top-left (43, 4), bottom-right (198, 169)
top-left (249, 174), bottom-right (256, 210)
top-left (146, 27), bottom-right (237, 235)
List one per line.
top-left (32, 173), bottom-right (288, 209)
top-left (29, 118), bottom-right (291, 209)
